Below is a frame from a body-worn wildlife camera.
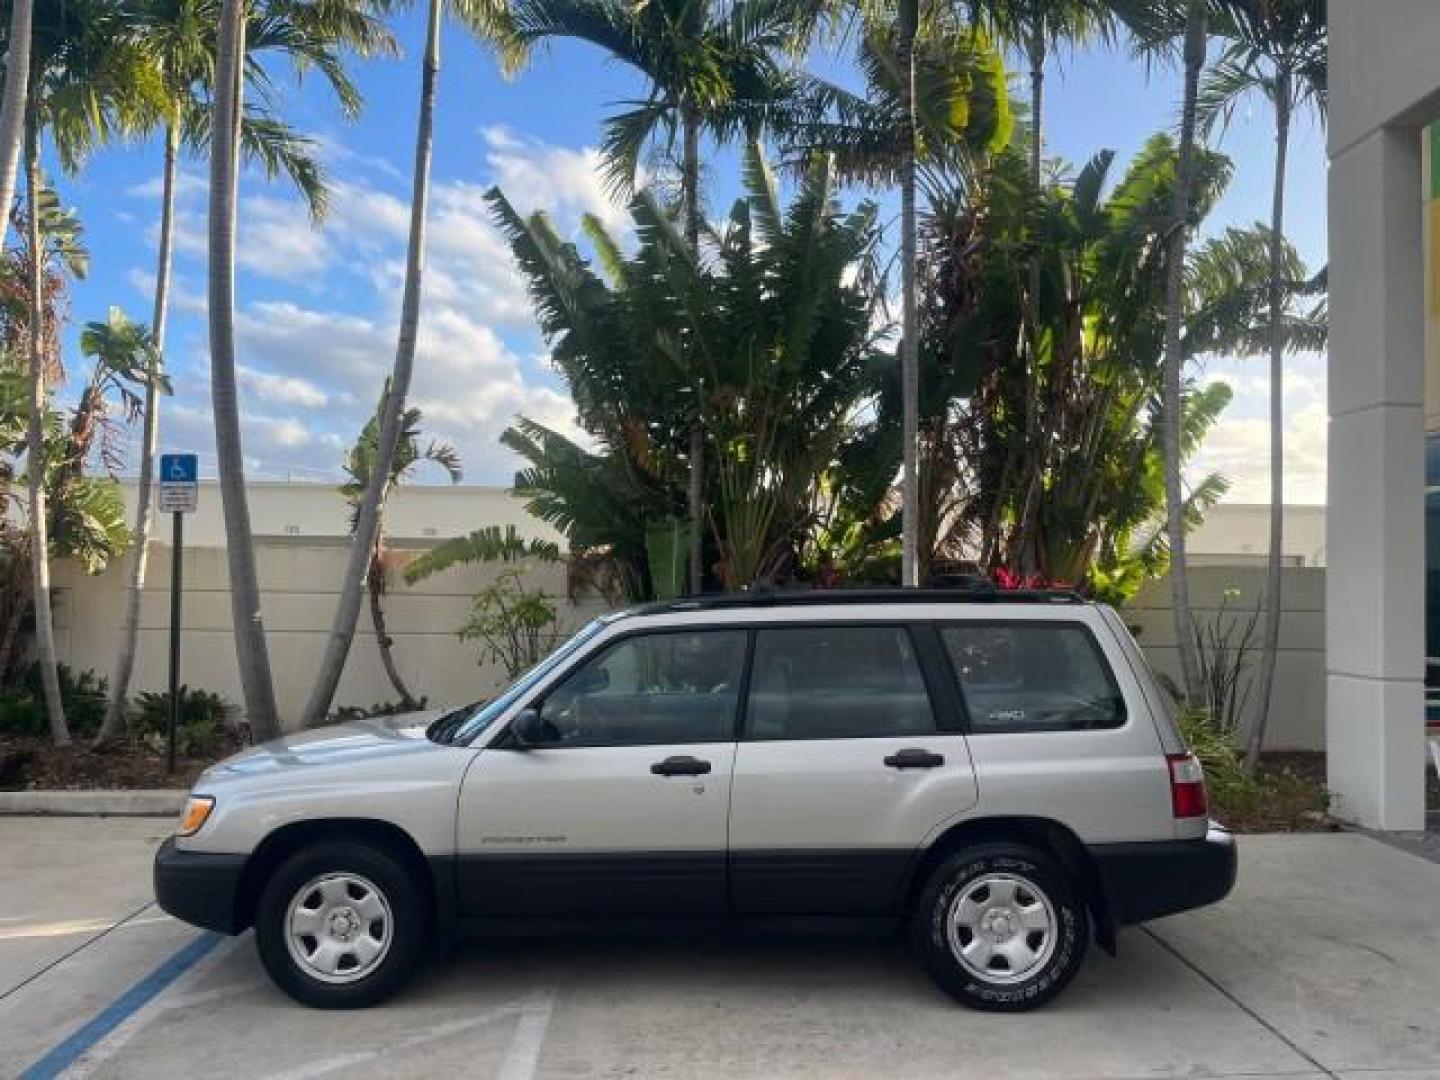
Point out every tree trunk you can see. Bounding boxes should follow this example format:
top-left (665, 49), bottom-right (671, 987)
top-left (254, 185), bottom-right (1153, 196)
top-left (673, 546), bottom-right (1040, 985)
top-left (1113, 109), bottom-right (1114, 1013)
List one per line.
top-left (301, 0), bottom-right (442, 725)
top-left (0, 0), bottom-right (32, 236)
top-left (96, 121), bottom-right (178, 749)
top-left (898, 0), bottom-right (920, 588)
top-left (1160, 0), bottom-right (1207, 706)
top-left (23, 112), bottom-right (66, 746)
top-left (1010, 17), bottom-right (1046, 577)
top-left (681, 105), bottom-right (704, 595)
top-left (210, 0), bottom-right (280, 741)
top-left (369, 554), bottom-right (417, 709)
top-left (1245, 73), bottom-right (1292, 771)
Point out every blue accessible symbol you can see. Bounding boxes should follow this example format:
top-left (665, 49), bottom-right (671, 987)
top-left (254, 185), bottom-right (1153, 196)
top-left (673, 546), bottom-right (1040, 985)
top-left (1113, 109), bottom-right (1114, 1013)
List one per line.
top-left (161, 454), bottom-right (198, 483)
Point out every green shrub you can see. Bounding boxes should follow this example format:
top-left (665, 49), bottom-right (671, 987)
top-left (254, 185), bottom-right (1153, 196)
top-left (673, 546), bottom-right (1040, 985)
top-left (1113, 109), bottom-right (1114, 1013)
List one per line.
top-left (1179, 707), bottom-right (1330, 830)
top-left (132, 686), bottom-right (232, 758)
top-left (0, 663), bottom-right (108, 738)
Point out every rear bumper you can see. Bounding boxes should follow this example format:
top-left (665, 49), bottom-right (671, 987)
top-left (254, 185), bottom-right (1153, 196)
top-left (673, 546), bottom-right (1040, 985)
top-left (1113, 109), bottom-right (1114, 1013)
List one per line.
top-left (153, 836), bottom-right (249, 934)
top-left (1089, 826), bottom-right (1237, 925)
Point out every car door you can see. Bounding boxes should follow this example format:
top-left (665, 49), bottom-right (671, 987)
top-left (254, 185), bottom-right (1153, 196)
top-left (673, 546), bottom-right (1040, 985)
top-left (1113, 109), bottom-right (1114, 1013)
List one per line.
top-left (727, 622), bottom-right (978, 916)
top-left (457, 626), bottom-right (747, 918)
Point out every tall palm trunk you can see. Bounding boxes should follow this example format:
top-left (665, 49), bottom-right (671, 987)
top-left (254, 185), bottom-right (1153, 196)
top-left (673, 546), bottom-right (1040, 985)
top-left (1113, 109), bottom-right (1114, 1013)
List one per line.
top-left (1160, 0), bottom-right (1206, 705)
top-left (1010, 16), bottom-right (1047, 575)
top-left (898, 0), bottom-right (920, 588)
top-left (302, 0), bottom-right (442, 725)
top-left (681, 104), bottom-right (705, 594)
top-left (0, 0), bottom-right (32, 236)
top-left (96, 120), bottom-right (178, 749)
top-left (23, 110), bottom-right (66, 746)
top-left (1245, 71), bottom-right (1292, 770)
top-left (210, 0), bottom-right (280, 740)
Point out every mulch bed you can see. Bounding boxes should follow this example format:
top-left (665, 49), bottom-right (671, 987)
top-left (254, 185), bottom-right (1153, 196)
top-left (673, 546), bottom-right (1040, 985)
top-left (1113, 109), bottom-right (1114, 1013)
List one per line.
top-left (0, 734), bottom-right (240, 791)
top-left (1214, 750), bottom-right (1439, 833)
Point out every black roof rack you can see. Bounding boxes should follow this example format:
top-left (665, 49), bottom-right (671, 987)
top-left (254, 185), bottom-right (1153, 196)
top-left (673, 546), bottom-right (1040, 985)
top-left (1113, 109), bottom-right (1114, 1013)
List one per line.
top-left (630, 586), bottom-right (1085, 617)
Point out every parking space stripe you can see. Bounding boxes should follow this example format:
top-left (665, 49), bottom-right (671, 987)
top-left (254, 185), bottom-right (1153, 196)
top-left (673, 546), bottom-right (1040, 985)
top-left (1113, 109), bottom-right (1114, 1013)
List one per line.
top-left (498, 984), bottom-right (557, 1080)
top-left (18, 931), bottom-right (222, 1080)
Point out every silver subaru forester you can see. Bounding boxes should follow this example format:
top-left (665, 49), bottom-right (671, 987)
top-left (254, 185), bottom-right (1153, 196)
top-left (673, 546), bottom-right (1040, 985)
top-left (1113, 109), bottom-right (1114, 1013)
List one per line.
top-left (156, 589), bottom-right (1236, 1011)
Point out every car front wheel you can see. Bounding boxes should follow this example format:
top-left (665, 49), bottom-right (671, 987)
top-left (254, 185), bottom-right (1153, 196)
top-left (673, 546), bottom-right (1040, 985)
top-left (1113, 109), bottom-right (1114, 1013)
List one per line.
top-left (913, 842), bottom-right (1088, 1011)
top-left (254, 840), bottom-right (428, 1008)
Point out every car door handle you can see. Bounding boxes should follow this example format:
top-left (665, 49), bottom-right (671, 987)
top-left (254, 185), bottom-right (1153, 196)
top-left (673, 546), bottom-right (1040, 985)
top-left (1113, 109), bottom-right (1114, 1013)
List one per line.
top-left (651, 755), bottom-right (713, 777)
top-left (884, 748), bottom-right (945, 769)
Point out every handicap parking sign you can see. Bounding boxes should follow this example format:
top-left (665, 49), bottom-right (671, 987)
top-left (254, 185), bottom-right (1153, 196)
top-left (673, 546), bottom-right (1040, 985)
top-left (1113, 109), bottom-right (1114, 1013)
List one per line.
top-left (158, 453), bottom-right (199, 513)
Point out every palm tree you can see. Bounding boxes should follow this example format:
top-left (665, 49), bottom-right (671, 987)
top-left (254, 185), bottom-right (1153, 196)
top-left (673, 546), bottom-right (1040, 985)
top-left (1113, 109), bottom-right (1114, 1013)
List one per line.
top-left (300, 0), bottom-right (519, 727)
top-left (0, 0), bottom-right (32, 241)
top-left (510, 0), bottom-right (814, 594)
top-left (17, 0), bottom-right (159, 745)
top-left (209, 0), bottom-right (390, 741)
top-left (783, 19), bottom-right (1010, 584)
top-left (339, 380), bottom-right (461, 710)
top-left (962, 0), bottom-right (1113, 574)
top-left (1118, 0), bottom-right (1210, 705)
top-left (896, 0), bottom-right (919, 586)
top-left (1197, 0), bottom-right (1325, 767)
top-left (95, 0), bottom-right (331, 750)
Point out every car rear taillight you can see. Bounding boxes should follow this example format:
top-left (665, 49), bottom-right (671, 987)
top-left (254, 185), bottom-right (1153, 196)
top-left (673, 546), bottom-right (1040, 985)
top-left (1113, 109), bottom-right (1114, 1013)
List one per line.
top-left (1167, 753), bottom-right (1208, 819)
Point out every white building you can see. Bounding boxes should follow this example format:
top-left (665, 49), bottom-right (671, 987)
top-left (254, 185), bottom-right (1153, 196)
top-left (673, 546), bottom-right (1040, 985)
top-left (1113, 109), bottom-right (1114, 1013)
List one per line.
top-left (1326, 0), bottom-right (1440, 829)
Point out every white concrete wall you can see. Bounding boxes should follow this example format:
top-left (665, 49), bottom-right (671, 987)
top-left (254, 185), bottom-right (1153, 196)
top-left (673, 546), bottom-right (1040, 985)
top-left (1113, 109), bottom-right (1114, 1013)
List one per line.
top-left (51, 540), bottom-right (608, 727)
top-left (1331, 0), bottom-right (1440, 160)
top-left (1326, 1), bottom-right (1434, 830)
top-left (49, 535), bottom-right (1326, 750)
top-left (1126, 567), bottom-right (1325, 751)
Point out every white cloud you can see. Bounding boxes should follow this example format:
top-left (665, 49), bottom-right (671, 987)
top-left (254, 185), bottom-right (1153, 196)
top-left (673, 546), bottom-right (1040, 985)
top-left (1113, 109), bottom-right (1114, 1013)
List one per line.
top-left (236, 197), bottom-right (330, 283)
top-left (1190, 402), bottom-right (1327, 505)
top-left (480, 125), bottom-right (633, 235)
top-left (124, 166), bottom-right (207, 202)
top-left (238, 366), bottom-right (329, 409)
top-left (137, 128), bottom-right (627, 482)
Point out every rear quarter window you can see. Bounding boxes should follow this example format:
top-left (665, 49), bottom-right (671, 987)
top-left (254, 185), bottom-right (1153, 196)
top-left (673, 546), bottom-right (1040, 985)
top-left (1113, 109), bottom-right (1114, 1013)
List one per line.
top-left (940, 621), bottom-right (1126, 734)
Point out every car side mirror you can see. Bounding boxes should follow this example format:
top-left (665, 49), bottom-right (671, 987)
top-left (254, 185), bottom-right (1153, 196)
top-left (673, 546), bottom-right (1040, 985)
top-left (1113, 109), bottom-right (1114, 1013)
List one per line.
top-left (509, 707), bottom-right (553, 749)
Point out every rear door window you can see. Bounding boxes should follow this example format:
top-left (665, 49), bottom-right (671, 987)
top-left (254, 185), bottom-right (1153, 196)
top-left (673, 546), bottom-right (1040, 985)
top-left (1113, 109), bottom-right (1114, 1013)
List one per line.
top-left (746, 625), bottom-right (936, 740)
top-left (940, 622), bottom-right (1125, 733)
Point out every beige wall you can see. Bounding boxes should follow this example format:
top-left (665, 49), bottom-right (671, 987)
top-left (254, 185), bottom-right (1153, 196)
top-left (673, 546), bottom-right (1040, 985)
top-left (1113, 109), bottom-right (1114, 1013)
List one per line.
top-left (52, 537), bottom-right (1325, 750)
top-left (1127, 566), bottom-right (1325, 751)
top-left (1187, 504), bottom-right (1326, 568)
top-left (53, 539), bottom-right (608, 726)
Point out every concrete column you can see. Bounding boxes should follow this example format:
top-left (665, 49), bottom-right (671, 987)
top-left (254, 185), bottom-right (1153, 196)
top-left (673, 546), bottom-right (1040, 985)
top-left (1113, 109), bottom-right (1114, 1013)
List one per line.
top-left (1327, 125), bottom-right (1427, 830)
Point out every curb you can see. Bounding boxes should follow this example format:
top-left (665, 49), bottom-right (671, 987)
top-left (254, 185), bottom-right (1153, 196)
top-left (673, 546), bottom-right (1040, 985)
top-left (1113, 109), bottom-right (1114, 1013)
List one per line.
top-left (0, 789), bottom-right (187, 817)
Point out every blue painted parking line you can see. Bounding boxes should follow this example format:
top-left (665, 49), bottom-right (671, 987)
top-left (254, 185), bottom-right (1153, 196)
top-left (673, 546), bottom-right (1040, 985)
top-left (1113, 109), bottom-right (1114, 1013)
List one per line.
top-left (20, 931), bottom-right (222, 1080)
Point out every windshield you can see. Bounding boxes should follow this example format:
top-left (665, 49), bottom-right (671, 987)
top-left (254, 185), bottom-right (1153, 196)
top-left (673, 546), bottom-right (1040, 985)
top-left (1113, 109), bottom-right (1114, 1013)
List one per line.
top-left (430, 618), bottom-right (608, 746)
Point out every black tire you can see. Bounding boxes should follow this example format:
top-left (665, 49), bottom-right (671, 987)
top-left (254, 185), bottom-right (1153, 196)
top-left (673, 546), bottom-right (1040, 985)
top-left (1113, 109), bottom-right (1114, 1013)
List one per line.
top-left (254, 840), bottom-right (429, 1008)
top-left (913, 842), bottom-right (1088, 1012)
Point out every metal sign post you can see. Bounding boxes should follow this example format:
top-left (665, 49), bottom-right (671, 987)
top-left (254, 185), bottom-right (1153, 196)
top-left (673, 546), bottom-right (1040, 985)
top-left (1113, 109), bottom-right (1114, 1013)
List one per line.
top-left (158, 454), bottom-right (199, 773)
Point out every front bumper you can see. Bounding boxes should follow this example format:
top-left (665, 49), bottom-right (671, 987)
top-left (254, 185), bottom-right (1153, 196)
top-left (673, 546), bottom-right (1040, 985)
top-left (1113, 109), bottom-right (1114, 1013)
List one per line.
top-left (153, 836), bottom-right (249, 934)
top-left (1089, 826), bottom-right (1237, 925)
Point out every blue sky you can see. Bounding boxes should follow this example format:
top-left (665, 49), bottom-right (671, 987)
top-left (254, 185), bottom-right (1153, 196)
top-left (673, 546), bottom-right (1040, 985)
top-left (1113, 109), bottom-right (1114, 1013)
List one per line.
top-left (52, 8), bottom-right (1330, 502)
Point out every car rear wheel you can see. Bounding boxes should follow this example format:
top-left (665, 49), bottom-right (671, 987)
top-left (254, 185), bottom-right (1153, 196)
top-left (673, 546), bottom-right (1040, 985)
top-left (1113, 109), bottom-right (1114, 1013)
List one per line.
top-left (255, 840), bottom-right (427, 1008)
top-left (913, 842), bottom-right (1088, 1011)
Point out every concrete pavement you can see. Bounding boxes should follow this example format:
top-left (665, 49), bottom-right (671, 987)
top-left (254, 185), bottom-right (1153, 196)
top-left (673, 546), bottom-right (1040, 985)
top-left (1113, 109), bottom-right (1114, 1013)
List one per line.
top-left (2, 822), bottom-right (1438, 1079)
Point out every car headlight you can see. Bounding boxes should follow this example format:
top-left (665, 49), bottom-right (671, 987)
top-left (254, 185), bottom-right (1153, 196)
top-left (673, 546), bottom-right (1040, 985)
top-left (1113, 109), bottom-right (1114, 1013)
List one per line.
top-left (177, 795), bottom-right (215, 837)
